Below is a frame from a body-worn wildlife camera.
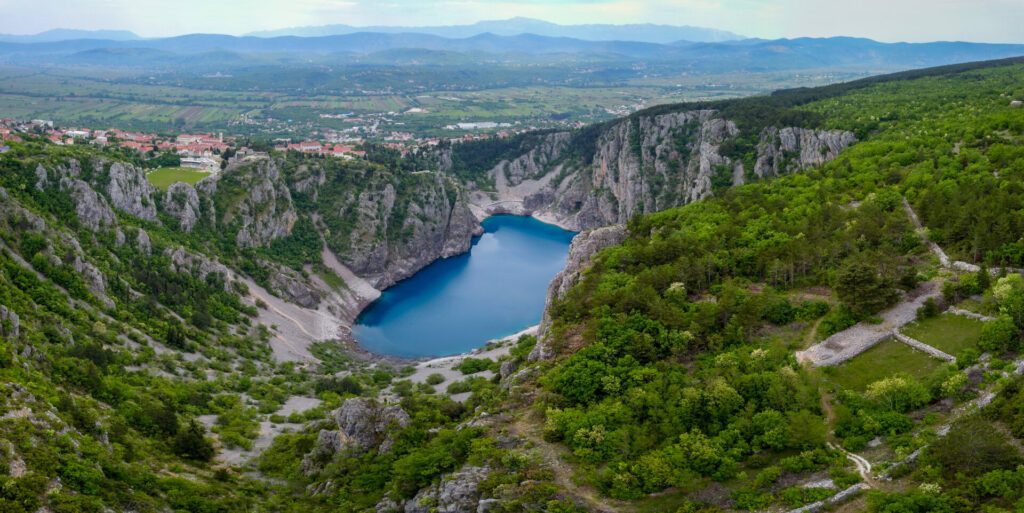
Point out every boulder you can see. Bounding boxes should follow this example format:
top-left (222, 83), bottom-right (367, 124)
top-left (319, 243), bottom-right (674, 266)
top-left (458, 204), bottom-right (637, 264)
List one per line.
top-left (0, 305), bottom-right (19, 338)
top-left (301, 399), bottom-right (411, 474)
top-left (403, 465), bottom-right (490, 513)
top-left (136, 229), bottom-right (152, 256)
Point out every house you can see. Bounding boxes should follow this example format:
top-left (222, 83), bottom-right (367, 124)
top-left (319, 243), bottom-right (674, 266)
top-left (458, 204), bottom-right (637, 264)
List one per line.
top-left (120, 141), bottom-right (154, 153)
top-left (180, 157), bottom-right (219, 173)
top-left (287, 141), bottom-right (323, 153)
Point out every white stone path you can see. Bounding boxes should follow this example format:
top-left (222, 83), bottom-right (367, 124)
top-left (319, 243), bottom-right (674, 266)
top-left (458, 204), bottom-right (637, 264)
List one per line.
top-left (798, 198), bottom-right (1008, 367)
top-left (796, 281), bottom-right (941, 366)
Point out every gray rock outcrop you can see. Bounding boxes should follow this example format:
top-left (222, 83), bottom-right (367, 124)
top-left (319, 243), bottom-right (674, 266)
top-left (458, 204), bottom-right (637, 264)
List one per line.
top-left (376, 465), bottom-right (491, 513)
top-left (301, 398), bottom-right (411, 474)
top-left (72, 255), bottom-right (113, 307)
top-left (404, 465), bottom-right (490, 513)
top-left (136, 229), bottom-right (152, 256)
top-left (339, 175), bottom-right (483, 288)
top-left (34, 160), bottom-right (162, 229)
top-left (67, 179), bottom-right (117, 231)
top-left (0, 305), bottom-right (19, 338)
top-left (464, 110), bottom-right (855, 232)
top-left (754, 127), bottom-right (857, 178)
top-left (102, 162), bottom-right (159, 221)
top-left (531, 224), bottom-right (627, 360)
top-left (268, 267), bottom-right (322, 309)
top-left (164, 182), bottom-right (202, 232)
top-left (166, 246), bottom-right (232, 287)
top-left (226, 160), bottom-right (298, 248)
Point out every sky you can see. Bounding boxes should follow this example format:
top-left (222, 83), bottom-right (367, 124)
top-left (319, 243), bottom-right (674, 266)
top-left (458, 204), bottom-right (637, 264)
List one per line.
top-left (0, 0), bottom-right (1022, 43)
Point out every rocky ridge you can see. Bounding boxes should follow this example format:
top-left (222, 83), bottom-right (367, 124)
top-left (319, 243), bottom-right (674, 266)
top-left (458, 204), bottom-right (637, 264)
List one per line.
top-left (462, 110), bottom-right (855, 231)
top-left (531, 224), bottom-right (628, 360)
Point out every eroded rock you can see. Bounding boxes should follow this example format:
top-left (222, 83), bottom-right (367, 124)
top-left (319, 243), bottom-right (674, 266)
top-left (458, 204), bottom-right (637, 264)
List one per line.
top-left (301, 399), bottom-right (411, 474)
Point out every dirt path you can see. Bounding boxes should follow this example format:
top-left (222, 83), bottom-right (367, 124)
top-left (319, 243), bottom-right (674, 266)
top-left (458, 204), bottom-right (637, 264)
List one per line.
top-left (803, 317), bottom-right (824, 349)
top-left (508, 412), bottom-right (624, 513)
top-left (821, 393), bottom-right (881, 490)
top-left (248, 285), bottom-right (318, 340)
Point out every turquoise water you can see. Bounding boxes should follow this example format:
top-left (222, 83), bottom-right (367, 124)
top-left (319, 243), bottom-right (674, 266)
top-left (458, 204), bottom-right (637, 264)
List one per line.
top-left (353, 215), bottom-right (576, 358)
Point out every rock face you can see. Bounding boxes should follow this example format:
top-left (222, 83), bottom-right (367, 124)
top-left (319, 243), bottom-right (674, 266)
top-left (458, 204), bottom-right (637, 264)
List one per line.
top-left (301, 399), bottom-right (411, 474)
top-left (72, 255), bottom-right (112, 307)
top-left (65, 178), bottom-right (118, 231)
top-left (500, 132), bottom-right (572, 187)
top-left (220, 160), bottom-right (298, 248)
top-left (336, 174), bottom-right (483, 288)
top-left (404, 466), bottom-right (490, 513)
top-left (34, 160), bottom-right (161, 229)
top-left (0, 305), bottom-right (19, 339)
top-left (102, 162), bottom-right (159, 221)
top-left (463, 110), bottom-right (855, 231)
top-left (164, 182), bottom-right (202, 232)
top-left (135, 229), bottom-right (152, 256)
top-left (753, 127), bottom-right (857, 178)
top-left (268, 267), bottom-right (322, 309)
top-left (376, 465), bottom-right (491, 513)
top-left (166, 246), bottom-right (233, 286)
top-left (531, 224), bottom-right (627, 360)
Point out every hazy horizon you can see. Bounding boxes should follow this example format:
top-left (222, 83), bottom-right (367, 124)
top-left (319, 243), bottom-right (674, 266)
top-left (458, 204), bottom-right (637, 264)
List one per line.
top-left (0, 0), bottom-right (1022, 44)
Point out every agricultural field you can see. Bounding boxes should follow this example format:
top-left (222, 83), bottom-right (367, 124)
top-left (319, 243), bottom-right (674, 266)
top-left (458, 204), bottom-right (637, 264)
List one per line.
top-left (0, 65), bottom-right (857, 137)
top-left (824, 338), bottom-right (949, 391)
top-left (146, 167), bottom-right (212, 189)
top-left (901, 313), bottom-right (985, 357)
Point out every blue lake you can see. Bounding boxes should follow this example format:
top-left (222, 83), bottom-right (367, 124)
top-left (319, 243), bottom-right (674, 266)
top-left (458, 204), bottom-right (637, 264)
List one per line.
top-left (353, 215), bottom-right (576, 358)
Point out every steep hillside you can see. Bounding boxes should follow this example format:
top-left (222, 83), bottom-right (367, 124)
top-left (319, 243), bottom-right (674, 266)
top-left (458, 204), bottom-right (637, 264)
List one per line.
top-left (277, 58), bottom-right (1024, 513)
top-left (1, 58), bottom-right (1023, 513)
top-left (451, 111), bottom-right (854, 230)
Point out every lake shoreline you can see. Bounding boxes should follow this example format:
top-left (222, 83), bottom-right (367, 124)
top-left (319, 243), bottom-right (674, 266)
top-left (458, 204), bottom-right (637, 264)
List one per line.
top-left (336, 213), bottom-right (575, 366)
top-left (351, 214), bottom-right (574, 358)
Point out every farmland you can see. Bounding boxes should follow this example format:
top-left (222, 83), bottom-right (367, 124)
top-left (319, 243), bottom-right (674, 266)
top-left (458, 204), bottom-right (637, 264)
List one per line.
top-left (0, 65), bottom-right (867, 138)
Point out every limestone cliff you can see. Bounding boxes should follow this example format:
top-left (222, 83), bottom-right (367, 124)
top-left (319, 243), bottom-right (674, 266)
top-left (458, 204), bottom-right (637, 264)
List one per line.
top-left (753, 127), bottom-right (857, 179)
top-left (301, 398), bottom-right (411, 475)
top-left (33, 159), bottom-right (161, 229)
top-left (316, 171), bottom-right (483, 289)
top-left (461, 110), bottom-right (855, 231)
top-left (164, 182), bottom-right (202, 232)
top-left (208, 159), bottom-right (299, 248)
top-left (531, 224), bottom-right (628, 360)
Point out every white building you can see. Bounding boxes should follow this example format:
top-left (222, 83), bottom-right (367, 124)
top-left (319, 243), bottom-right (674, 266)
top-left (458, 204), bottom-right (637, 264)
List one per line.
top-left (180, 157), bottom-right (220, 173)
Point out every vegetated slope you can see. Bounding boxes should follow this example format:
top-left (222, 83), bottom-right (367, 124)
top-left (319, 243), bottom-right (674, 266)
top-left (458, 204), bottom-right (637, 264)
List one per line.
top-left (1, 58), bottom-right (1023, 513)
top-left (283, 58), bottom-right (1024, 512)
top-left (525, 59), bottom-right (1024, 511)
top-left (0, 142), bottom-right (487, 510)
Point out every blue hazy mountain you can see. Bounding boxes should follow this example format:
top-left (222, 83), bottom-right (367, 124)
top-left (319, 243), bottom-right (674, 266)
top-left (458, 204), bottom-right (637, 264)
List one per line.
top-left (0, 32), bottom-right (1022, 73)
top-left (0, 28), bottom-right (139, 43)
top-left (245, 17), bottom-right (744, 43)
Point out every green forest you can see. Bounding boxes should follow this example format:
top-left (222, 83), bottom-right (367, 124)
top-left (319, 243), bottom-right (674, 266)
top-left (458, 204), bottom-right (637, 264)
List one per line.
top-left (0, 58), bottom-right (1023, 513)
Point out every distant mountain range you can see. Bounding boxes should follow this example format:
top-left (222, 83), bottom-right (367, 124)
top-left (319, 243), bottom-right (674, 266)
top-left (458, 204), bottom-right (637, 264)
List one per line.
top-left (1, 31), bottom-right (1022, 75)
top-left (245, 17), bottom-right (744, 44)
top-left (0, 28), bottom-right (139, 43)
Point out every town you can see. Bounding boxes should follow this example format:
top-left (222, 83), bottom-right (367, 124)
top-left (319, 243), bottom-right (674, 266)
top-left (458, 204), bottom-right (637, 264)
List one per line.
top-left (0, 117), bottom-right (536, 169)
